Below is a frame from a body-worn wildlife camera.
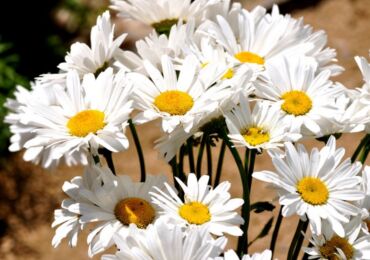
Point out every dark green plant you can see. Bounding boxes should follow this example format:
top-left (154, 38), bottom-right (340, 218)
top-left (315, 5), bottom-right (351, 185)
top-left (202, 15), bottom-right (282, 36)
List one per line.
top-left (0, 43), bottom-right (29, 154)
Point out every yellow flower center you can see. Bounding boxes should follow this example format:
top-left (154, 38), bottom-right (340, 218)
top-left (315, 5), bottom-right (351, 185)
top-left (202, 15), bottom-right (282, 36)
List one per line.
top-left (179, 202), bottom-right (211, 225)
top-left (114, 197), bottom-right (156, 229)
top-left (281, 90), bottom-right (312, 116)
top-left (67, 110), bottom-right (106, 137)
top-left (242, 127), bottom-right (270, 146)
top-left (201, 62), bottom-right (209, 68)
top-left (154, 90), bottom-right (194, 115)
top-left (222, 68), bottom-right (234, 79)
top-left (234, 51), bottom-right (264, 65)
top-left (296, 177), bottom-right (329, 205)
top-left (319, 235), bottom-right (354, 260)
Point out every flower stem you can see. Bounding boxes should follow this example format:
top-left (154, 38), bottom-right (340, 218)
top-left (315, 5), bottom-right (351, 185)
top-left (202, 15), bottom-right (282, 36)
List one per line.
top-left (351, 134), bottom-right (370, 163)
top-left (179, 144), bottom-right (186, 182)
top-left (214, 140), bottom-right (226, 186)
top-left (99, 148), bottom-right (116, 175)
top-left (128, 119), bottom-right (146, 182)
top-left (248, 149), bottom-right (256, 191)
top-left (287, 219), bottom-right (308, 260)
top-left (219, 128), bottom-right (250, 256)
top-left (196, 134), bottom-right (207, 178)
top-left (206, 138), bottom-right (213, 186)
top-left (270, 207), bottom-right (283, 258)
top-left (187, 138), bottom-right (195, 173)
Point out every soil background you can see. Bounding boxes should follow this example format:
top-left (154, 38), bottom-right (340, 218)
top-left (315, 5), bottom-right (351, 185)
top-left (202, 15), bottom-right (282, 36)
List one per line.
top-left (1, 0), bottom-right (370, 259)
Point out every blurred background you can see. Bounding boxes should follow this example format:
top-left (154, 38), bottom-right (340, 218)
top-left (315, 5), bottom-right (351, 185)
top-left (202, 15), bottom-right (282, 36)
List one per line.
top-left (0, 0), bottom-right (369, 259)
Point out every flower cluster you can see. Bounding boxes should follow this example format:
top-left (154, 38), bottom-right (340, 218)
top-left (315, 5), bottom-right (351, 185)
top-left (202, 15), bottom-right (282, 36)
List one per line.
top-left (5, 0), bottom-right (370, 259)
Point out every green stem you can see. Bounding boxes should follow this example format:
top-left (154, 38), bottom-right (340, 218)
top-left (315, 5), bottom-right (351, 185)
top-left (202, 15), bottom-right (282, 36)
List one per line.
top-left (187, 139), bottom-right (196, 173)
top-left (99, 148), bottom-right (116, 175)
top-left (351, 134), bottom-right (370, 163)
top-left (196, 135), bottom-right (207, 178)
top-left (169, 156), bottom-right (180, 190)
top-left (128, 119), bottom-right (146, 182)
top-left (288, 219), bottom-right (308, 260)
top-left (206, 138), bottom-right (213, 186)
top-left (248, 150), bottom-right (256, 192)
top-left (179, 145), bottom-right (186, 182)
top-left (270, 207), bottom-right (283, 258)
top-left (219, 129), bottom-right (250, 256)
top-left (214, 140), bottom-right (226, 187)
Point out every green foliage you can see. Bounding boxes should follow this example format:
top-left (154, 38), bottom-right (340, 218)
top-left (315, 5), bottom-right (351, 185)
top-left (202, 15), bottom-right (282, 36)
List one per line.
top-left (251, 201), bottom-right (276, 213)
top-left (0, 43), bottom-right (29, 154)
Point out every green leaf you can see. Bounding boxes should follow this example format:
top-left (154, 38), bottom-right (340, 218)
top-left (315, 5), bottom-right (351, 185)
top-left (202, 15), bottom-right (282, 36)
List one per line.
top-left (251, 201), bottom-right (275, 213)
top-left (248, 216), bottom-right (274, 247)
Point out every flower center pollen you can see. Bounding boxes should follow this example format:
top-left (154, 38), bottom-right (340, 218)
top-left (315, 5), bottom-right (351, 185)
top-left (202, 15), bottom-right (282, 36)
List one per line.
top-left (114, 197), bottom-right (156, 229)
top-left (243, 127), bottom-right (270, 146)
top-left (234, 52), bottom-right (264, 65)
top-left (222, 68), bottom-right (234, 79)
top-left (152, 19), bottom-right (179, 36)
top-left (179, 202), bottom-right (211, 225)
top-left (281, 90), bottom-right (312, 116)
top-left (67, 110), bottom-right (105, 137)
top-left (154, 90), bottom-right (194, 115)
top-left (319, 235), bottom-right (354, 260)
top-left (297, 177), bottom-right (329, 205)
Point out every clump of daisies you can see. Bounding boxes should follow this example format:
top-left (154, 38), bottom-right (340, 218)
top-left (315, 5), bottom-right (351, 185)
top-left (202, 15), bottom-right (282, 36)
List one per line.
top-left (5, 0), bottom-right (370, 259)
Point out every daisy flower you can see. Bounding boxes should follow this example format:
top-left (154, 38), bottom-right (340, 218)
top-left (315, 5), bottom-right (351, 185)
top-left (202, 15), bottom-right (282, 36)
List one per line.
top-left (355, 54), bottom-right (370, 100)
top-left (305, 216), bottom-right (370, 259)
top-left (224, 94), bottom-right (301, 151)
top-left (150, 173), bottom-right (244, 236)
top-left (110, 0), bottom-right (218, 33)
top-left (360, 166), bottom-right (370, 233)
top-left (215, 249), bottom-right (272, 260)
top-left (7, 69), bottom-right (133, 168)
top-left (199, 5), bottom-right (312, 70)
top-left (255, 57), bottom-right (342, 135)
top-left (102, 218), bottom-right (227, 260)
top-left (55, 164), bottom-right (168, 256)
top-left (129, 54), bottom-right (231, 133)
top-left (39, 11), bottom-right (134, 86)
top-left (253, 136), bottom-right (364, 237)
top-left (52, 162), bottom-right (101, 248)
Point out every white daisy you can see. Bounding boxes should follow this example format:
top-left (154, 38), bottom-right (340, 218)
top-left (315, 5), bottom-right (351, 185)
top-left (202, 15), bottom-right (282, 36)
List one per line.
top-left (215, 249), bottom-right (272, 260)
top-left (7, 69), bottom-right (133, 168)
top-left (57, 164), bottom-right (168, 256)
top-left (102, 218), bottom-right (227, 260)
top-left (225, 94), bottom-right (301, 151)
top-left (110, 0), bottom-right (218, 32)
top-left (305, 216), bottom-right (370, 259)
top-left (129, 54), bottom-right (231, 133)
top-left (150, 173), bottom-right (244, 236)
top-left (39, 11), bottom-right (134, 86)
top-left (255, 57), bottom-right (342, 135)
top-left (199, 5), bottom-right (312, 70)
top-left (360, 166), bottom-right (370, 233)
top-left (253, 136), bottom-right (364, 237)
top-left (354, 54), bottom-right (370, 132)
top-left (52, 162), bottom-right (101, 248)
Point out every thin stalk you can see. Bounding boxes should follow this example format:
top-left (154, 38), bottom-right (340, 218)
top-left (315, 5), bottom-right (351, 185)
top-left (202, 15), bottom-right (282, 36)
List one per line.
top-left (187, 138), bottom-right (196, 173)
top-left (270, 207), bottom-right (283, 258)
top-left (169, 156), bottom-right (180, 190)
top-left (206, 138), bottom-right (213, 186)
top-left (179, 145), bottom-right (186, 182)
top-left (214, 140), bottom-right (226, 187)
top-left (128, 119), bottom-right (146, 182)
top-left (248, 149), bottom-right (256, 192)
top-left (99, 148), bottom-right (116, 175)
top-left (219, 129), bottom-right (250, 256)
top-left (288, 219), bottom-right (308, 260)
top-left (292, 220), bottom-right (309, 260)
top-left (360, 143), bottom-right (370, 164)
top-left (351, 134), bottom-right (370, 163)
top-left (244, 148), bottom-right (250, 182)
top-left (196, 135), bottom-right (207, 178)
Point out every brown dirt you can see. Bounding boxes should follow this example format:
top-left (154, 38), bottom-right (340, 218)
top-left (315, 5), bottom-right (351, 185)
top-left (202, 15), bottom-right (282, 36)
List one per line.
top-left (1, 0), bottom-right (370, 259)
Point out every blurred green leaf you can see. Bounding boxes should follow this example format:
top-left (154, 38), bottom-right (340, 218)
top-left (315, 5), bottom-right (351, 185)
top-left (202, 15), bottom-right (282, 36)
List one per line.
top-left (248, 216), bottom-right (274, 247)
top-left (251, 201), bottom-right (276, 213)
